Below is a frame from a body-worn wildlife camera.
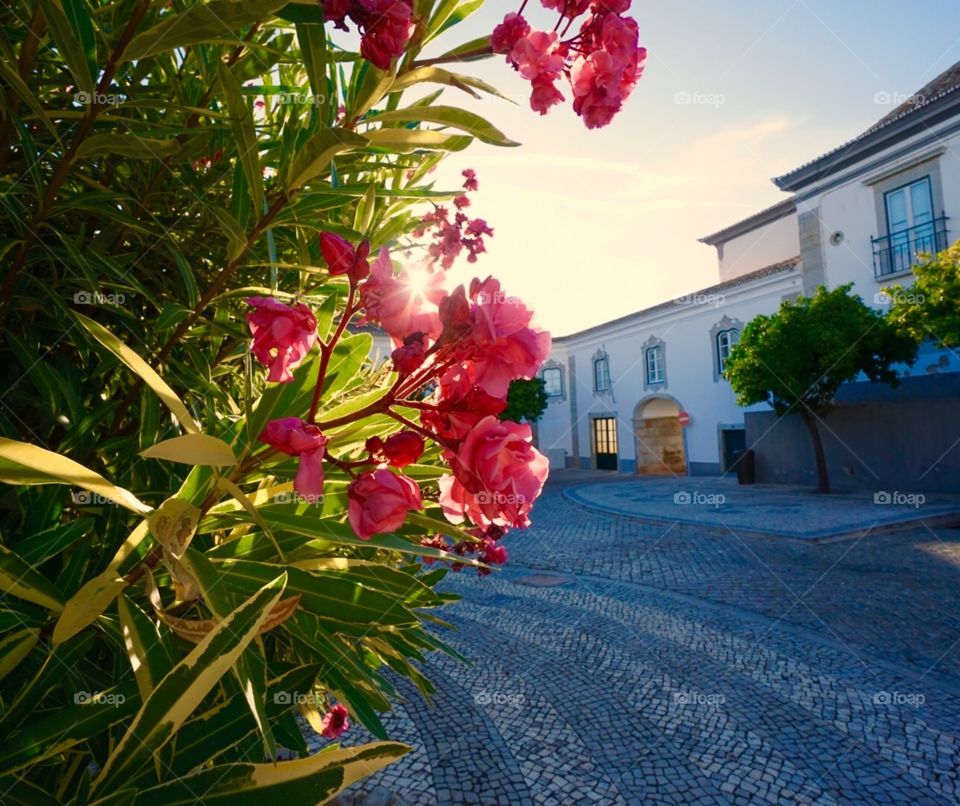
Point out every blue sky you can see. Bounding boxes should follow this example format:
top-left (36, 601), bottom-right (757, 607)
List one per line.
top-left (410, 0), bottom-right (960, 334)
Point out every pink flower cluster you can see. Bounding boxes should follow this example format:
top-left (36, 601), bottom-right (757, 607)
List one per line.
top-left (491, 0), bottom-right (646, 129)
top-left (324, 0), bottom-right (416, 70)
top-left (248, 220), bottom-right (551, 568)
top-left (415, 170), bottom-right (494, 269)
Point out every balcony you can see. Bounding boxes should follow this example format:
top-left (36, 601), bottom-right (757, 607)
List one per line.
top-left (871, 216), bottom-right (949, 279)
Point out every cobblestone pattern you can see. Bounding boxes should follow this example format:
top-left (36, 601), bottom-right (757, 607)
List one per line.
top-left (334, 479), bottom-right (960, 804)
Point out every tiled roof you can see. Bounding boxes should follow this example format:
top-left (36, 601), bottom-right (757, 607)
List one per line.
top-left (868, 60), bottom-right (960, 133)
top-left (553, 257), bottom-right (801, 343)
top-left (774, 60), bottom-right (960, 191)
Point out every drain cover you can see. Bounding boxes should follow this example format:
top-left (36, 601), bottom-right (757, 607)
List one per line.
top-left (514, 574), bottom-right (573, 587)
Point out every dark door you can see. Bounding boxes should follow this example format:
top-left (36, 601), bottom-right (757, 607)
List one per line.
top-left (593, 417), bottom-right (618, 470)
top-left (722, 428), bottom-right (746, 473)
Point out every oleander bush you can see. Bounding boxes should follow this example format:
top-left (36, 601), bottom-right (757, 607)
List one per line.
top-left (0, 0), bottom-right (645, 800)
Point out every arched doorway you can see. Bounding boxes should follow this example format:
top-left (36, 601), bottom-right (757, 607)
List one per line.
top-left (633, 396), bottom-right (686, 475)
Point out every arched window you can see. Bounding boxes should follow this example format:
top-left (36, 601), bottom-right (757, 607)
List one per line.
top-left (542, 366), bottom-right (564, 398)
top-left (593, 355), bottom-right (611, 392)
top-left (716, 329), bottom-right (740, 374)
top-left (710, 316), bottom-right (744, 381)
top-left (645, 344), bottom-right (664, 384)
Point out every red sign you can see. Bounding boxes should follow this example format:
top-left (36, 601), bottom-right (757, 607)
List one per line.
top-left (677, 411), bottom-right (691, 427)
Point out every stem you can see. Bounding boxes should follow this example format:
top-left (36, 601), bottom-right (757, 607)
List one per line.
top-left (385, 408), bottom-right (449, 449)
top-left (308, 285), bottom-right (357, 422)
top-left (314, 395), bottom-right (390, 431)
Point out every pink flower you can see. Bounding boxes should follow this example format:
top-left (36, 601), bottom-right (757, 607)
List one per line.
top-left (367, 431), bottom-right (424, 467)
top-left (571, 15), bottom-right (645, 129)
top-left (258, 418), bottom-right (329, 501)
top-left (540, 0), bottom-right (591, 15)
top-left (510, 31), bottom-right (563, 82)
top-left (530, 78), bottom-right (565, 115)
top-left (462, 169), bottom-right (478, 192)
top-left (320, 232), bottom-right (370, 281)
top-left (482, 538), bottom-right (508, 565)
top-left (422, 385), bottom-right (507, 443)
top-left (465, 277), bottom-right (551, 398)
top-left (246, 298), bottom-right (318, 383)
top-left (359, 248), bottom-right (444, 344)
top-left (348, 469), bottom-right (422, 539)
top-left (491, 12), bottom-right (530, 54)
top-left (359, 0), bottom-right (415, 70)
top-left (391, 333), bottom-right (427, 374)
top-left (320, 703), bottom-right (350, 739)
top-left (439, 415), bottom-right (549, 529)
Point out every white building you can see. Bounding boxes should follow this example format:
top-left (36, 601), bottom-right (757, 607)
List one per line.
top-left (537, 61), bottom-right (960, 477)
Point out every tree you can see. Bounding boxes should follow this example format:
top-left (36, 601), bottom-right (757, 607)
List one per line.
top-left (501, 378), bottom-right (549, 423)
top-left (885, 241), bottom-right (960, 348)
top-left (724, 285), bottom-right (917, 493)
top-left (0, 0), bottom-right (647, 799)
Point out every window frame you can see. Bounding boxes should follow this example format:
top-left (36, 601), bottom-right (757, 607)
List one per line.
top-left (645, 344), bottom-right (664, 385)
top-left (593, 356), bottom-right (611, 392)
top-left (716, 328), bottom-right (740, 375)
top-left (541, 366), bottom-right (564, 399)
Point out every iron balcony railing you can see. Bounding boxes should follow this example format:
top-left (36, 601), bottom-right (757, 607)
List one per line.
top-left (871, 215), bottom-right (949, 279)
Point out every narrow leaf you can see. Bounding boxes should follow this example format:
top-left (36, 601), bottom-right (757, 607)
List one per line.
top-left (140, 434), bottom-right (236, 467)
top-left (75, 312), bottom-right (200, 434)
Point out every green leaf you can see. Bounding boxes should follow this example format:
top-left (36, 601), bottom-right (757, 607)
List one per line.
top-left (0, 545), bottom-right (63, 612)
top-left (75, 312), bottom-right (200, 435)
top-left (118, 594), bottom-right (176, 701)
top-left (135, 741), bottom-right (408, 804)
top-left (211, 206), bottom-right (248, 262)
top-left (212, 559), bottom-right (416, 626)
top-left (140, 434), bottom-right (236, 467)
top-left (91, 573), bottom-right (288, 792)
top-left (275, 2), bottom-right (327, 23)
top-left (391, 67), bottom-right (514, 103)
top-left (0, 678), bottom-right (140, 776)
top-left (284, 126), bottom-right (368, 192)
top-left (364, 128), bottom-right (473, 153)
top-left (77, 135), bottom-right (181, 161)
top-left (123, 0), bottom-right (291, 61)
top-left (52, 521), bottom-right (149, 645)
top-left (296, 22), bottom-right (327, 105)
top-left (14, 519), bottom-right (92, 567)
top-left (0, 437), bottom-right (151, 515)
top-left (0, 775), bottom-right (62, 805)
top-left (0, 629), bottom-right (40, 682)
top-left (369, 105), bottom-right (518, 146)
top-left (178, 548), bottom-right (278, 759)
top-left (37, 0), bottom-right (94, 93)
top-left (219, 62), bottom-right (264, 215)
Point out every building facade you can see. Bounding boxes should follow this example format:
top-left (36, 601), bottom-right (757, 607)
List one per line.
top-left (537, 61), bottom-right (960, 480)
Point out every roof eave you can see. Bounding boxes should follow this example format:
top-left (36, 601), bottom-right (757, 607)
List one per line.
top-left (773, 89), bottom-right (960, 193)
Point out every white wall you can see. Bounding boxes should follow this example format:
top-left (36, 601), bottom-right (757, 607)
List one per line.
top-left (718, 213), bottom-right (800, 281)
top-left (802, 123), bottom-right (960, 306)
top-left (538, 269), bottom-right (803, 473)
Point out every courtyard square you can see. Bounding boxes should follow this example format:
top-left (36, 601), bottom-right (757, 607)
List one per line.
top-left (342, 476), bottom-right (960, 804)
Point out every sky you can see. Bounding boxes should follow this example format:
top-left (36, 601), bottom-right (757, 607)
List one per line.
top-left (406, 0), bottom-right (960, 335)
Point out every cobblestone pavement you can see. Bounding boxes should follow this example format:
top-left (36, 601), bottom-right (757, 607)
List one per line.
top-left (337, 475), bottom-right (960, 805)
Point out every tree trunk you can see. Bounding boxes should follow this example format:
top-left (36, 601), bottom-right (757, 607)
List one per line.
top-left (800, 408), bottom-right (830, 494)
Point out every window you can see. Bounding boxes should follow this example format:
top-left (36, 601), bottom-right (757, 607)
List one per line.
top-left (884, 176), bottom-right (935, 274)
top-left (542, 367), bottom-right (563, 398)
top-left (594, 356), bottom-right (611, 391)
top-left (716, 329), bottom-right (739, 375)
top-left (645, 345), bottom-right (664, 385)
